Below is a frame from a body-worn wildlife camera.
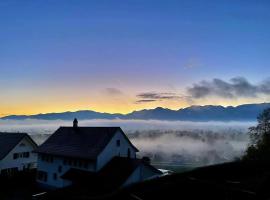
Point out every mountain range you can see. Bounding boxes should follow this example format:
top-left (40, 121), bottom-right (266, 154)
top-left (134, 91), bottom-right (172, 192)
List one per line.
top-left (2, 103), bottom-right (270, 122)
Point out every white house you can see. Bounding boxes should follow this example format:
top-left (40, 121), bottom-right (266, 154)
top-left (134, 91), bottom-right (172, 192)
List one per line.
top-left (0, 133), bottom-right (38, 175)
top-left (35, 119), bottom-right (162, 189)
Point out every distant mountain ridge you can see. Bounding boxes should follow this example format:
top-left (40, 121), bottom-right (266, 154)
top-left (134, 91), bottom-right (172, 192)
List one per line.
top-left (2, 103), bottom-right (270, 122)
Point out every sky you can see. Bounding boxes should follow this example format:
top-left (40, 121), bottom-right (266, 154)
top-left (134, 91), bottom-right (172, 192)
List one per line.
top-left (0, 0), bottom-right (270, 116)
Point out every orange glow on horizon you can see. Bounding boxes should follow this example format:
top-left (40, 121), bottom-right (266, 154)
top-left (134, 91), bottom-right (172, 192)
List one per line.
top-left (0, 96), bottom-right (265, 118)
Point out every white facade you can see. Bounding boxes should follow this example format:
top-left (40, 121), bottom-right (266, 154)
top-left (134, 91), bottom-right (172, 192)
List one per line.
top-left (36, 154), bottom-right (96, 188)
top-left (0, 136), bottom-right (37, 175)
top-left (97, 130), bottom-right (137, 170)
top-left (36, 130), bottom-right (137, 188)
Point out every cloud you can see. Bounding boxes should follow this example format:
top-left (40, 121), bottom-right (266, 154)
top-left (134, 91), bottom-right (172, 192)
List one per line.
top-left (187, 77), bottom-right (270, 99)
top-left (135, 91), bottom-right (194, 104)
top-left (104, 88), bottom-right (123, 95)
top-left (136, 92), bottom-right (183, 103)
top-left (135, 77), bottom-right (270, 105)
top-left (137, 92), bottom-right (181, 100)
top-left (135, 99), bottom-right (157, 103)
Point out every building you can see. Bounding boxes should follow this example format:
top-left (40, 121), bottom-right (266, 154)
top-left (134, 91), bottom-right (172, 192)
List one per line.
top-left (35, 119), bottom-right (162, 189)
top-left (0, 133), bottom-right (38, 175)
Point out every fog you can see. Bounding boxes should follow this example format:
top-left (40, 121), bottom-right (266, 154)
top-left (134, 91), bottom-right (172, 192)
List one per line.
top-left (0, 119), bottom-right (254, 168)
top-left (130, 130), bottom-right (248, 167)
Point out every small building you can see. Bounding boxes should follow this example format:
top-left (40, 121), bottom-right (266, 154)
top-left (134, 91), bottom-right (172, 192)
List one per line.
top-left (0, 133), bottom-right (38, 175)
top-left (35, 119), bottom-right (162, 189)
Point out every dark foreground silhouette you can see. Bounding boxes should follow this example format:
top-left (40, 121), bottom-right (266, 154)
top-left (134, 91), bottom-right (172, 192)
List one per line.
top-left (2, 160), bottom-right (270, 200)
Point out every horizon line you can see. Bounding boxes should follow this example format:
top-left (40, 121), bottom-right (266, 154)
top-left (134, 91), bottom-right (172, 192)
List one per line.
top-left (1, 102), bottom-right (269, 118)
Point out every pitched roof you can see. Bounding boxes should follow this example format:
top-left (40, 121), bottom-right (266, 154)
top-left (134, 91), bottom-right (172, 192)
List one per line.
top-left (62, 157), bottom-right (162, 189)
top-left (35, 127), bottom-right (138, 160)
top-left (0, 133), bottom-right (36, 160)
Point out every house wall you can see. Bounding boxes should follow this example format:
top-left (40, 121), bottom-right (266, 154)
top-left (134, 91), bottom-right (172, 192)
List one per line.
top-left (0, 136), bottom-right (37, 174)
top-left (97, 130), bottom-right (137, 170)
top-left (123, 165), bottom-right (160, 187)
top-left (36, 154), bottom-right (95, 188)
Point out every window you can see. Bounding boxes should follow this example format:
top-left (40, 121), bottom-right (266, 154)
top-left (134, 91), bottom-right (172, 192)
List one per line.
top-left (78, 160), bottom-right (82, 168)
top-left (23, 152), bottom-right (30, 158)
top-left (41, 155), bottom-right (45, 161)
top-left (73, 160), bottom-right (77, 167)
top-left (117, 139), bottom-right (120, 147)
top-left (83, 161), bottom-right (88, 169)
top-left (68, 159), bottom-right (72, 165)
top-left (58, 166), bottom-right (62, 173)
top-left (1, 168), bottom-right (18, 176)
top-left (41, 154), bottom-right (53, 163)
top-left (53, 173), bottom-right (57, 180)
top-left (127, 148), bottom-right (131, 158)
top-left (13, 153), bottom-right (19, 160)
top-left (63, 159), bottom-right (67, 165)
top-left (13, 152), bottom-right (30, 159)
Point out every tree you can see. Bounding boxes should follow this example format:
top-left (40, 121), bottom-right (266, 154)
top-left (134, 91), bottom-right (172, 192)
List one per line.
top-left (243, 108), bottom-right (270, 161)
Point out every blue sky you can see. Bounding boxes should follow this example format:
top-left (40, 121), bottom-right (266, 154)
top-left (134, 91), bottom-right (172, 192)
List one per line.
top-left (0, 0), bottom-right (270, 115)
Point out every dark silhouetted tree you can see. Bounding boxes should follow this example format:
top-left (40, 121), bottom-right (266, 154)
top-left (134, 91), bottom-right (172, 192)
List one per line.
top-left (243, 108), bottom-right (270, 161)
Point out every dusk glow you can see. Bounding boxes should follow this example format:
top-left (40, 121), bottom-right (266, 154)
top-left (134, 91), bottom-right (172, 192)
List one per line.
top-left (0, 0), bottom-right (270, 116)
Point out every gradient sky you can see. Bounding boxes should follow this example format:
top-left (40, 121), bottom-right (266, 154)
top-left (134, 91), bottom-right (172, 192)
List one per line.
top-left (0, 0), bottom-right (270, 116)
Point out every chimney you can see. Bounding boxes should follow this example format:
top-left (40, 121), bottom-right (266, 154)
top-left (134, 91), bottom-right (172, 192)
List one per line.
top-left (73, 118), bottom-right (78, 128)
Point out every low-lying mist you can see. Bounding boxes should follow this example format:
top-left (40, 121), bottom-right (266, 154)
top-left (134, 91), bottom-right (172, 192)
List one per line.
top-left (0, 119), bottom-right (253, 168)
top-left (130, 130), bottom-right (248, 167)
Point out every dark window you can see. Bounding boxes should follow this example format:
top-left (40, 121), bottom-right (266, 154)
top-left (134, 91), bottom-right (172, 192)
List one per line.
top-left (23, 152), bottom-right (30, 158)
top-left (127, 148), bottom-right (131, 158)
top-left (41, 155), bottom-right (53, 163)
top-left (78, 160), bottom-right (82, 168)
top-left (83, 161), bottom-right (88, 169)
top-left (13, 153), bottom-right (19, 160)
top-left (73, 160), bottom-right (77, 167)
top-left (63, 159), bottom-right (67, 165)
top-left (58, 166), bottom-right (62, 173)
top-left (1, 168), bottom-right (18, 176)
top-left (117, 139), bottom-right (120, 147)
top-left (45, 156), bottom-right (49, 162)
top-left (53, 173), bottom-right (57, 180)
top-left (68, 159), bottom-right (72, 165)
top-left (49, 156), bottom-right (54, 163)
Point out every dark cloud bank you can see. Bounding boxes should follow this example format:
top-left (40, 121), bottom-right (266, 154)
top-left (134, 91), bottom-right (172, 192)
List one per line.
top-left (188, 77), bottom-right (270, 99)
top-left (136, 77), bottom-right (270, 103)
top-left (136, 92), bottom-right (189, 103)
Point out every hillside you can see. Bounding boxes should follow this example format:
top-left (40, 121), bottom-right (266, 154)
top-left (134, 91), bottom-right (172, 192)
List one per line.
top-left (41, 160), bottom-right (270, 200)
top-left (2, 161), bottom-right (270, 199)
top-left (2, 103), bottom-right (270, 122)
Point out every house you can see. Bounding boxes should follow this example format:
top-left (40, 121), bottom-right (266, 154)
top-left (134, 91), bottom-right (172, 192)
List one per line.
top-left (0, 133), bottom-right (38, 176)
top-left (35, 119), bottom-right (162, 189)
top-left (61, 157), bottom-right (162, 190)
